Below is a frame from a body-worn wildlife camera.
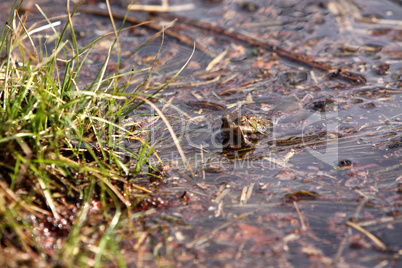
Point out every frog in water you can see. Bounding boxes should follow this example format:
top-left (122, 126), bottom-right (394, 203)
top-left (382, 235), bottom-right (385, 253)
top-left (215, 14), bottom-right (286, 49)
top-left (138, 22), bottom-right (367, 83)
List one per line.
top-left (221, 113), bottom-right (272, 149)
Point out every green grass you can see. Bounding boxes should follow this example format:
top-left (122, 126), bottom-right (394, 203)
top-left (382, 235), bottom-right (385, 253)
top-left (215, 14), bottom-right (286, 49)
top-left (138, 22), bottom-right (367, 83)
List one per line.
top-left (0, 1), bottom-right (188, 266)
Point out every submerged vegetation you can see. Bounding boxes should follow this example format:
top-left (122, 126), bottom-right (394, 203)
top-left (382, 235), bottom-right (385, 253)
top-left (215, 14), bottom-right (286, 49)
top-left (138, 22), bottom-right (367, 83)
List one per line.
top-left (0, 1), bottom-right (188, 266)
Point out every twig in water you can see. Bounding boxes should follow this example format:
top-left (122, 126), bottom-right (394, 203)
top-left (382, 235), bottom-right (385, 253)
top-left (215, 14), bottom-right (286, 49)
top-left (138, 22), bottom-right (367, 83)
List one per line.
top-left (345, 220), bottom-right (387, 250)
top-left (80, 7), bottom-right (214, 57)
top-left (293, 201), bottom-right (306, 231)
top-left (159, 12), bottom-right (367, 84)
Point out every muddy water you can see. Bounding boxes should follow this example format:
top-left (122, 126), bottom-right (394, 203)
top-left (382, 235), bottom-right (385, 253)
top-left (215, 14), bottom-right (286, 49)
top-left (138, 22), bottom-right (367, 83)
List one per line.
top-left (125, 1), bottom-right (402, 266)
top-left (3, 0), bottom-right (402, 266)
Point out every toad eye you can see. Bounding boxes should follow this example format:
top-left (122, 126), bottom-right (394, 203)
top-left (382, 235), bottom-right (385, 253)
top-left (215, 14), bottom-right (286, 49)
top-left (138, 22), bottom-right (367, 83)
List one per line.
top-left (240, 117), bottom-right (246, 124)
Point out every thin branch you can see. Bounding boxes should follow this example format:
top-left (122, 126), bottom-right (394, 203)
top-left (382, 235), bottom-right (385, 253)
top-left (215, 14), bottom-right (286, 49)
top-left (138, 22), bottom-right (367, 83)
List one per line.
top-left (345, 221), bottom-right (387, 250)
top-left (159, 12), bottom-right (367, 84)
top-left (80, 7), bottom-right (213, 57)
